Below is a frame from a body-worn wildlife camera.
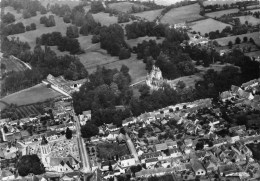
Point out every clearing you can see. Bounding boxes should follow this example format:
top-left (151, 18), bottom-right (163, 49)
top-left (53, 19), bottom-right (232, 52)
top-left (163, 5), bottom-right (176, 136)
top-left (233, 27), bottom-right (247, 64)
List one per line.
top-left (161, 3), bottom-right (203, 25)
top-left (189, 18), bottom-right (231, 35)
top-left (8, 12), bottom-right (71, 49)
top-left (131, 9), bottom-right (163, 21)
top-left (0, 83), bottom-right (63, 108)
top-left (108, 2), bottom-right (148, 13)
top-left (206, 9), bottom-right (239, 18)
top-left (126, 36), bottom-right (164, 48)
top-left (93, 12), bottom-right (118, 26)
top-left (238, 16), bottom-right (260, 26)
top-left (215, 32), bottom-right (260, 46)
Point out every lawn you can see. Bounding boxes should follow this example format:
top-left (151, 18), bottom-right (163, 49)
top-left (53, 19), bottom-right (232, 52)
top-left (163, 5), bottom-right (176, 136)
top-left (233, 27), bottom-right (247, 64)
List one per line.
top-left (161, 3), bottom-right (203, 25)
top-left (132, 9), bottom-right (163, 21)
top-left (215, 32), bottom-right (260, 46)
top-left (96, 143), bottom-right (130, 160)
top-left (8, 12), bottom-right (71, 49)
top-left (189, 18), bottom-right (231, 35)
top-left (0, 83), bottom-right (63, 107)
top-left (205, 9), bottom-right (239, 18)
top-left (126, 36), bottom-right (164, 48)
top-left (108, 2), bottom-right (148, 13)
top-left (92, 12), bottom-right (118, 26)
top-left (238, 16), bottom-right (260, 26)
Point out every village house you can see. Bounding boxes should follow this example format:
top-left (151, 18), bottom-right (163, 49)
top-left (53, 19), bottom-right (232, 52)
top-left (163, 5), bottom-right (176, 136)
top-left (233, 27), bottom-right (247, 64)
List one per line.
top-left (119, 155), bottom-right (136, 168)
top-left (190, 159), bottom-right (206, 176)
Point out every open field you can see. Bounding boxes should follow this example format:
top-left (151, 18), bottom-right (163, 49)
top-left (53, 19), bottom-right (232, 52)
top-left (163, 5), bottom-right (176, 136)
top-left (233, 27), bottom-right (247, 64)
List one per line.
top-left (132, 9), bottom-right (163, 21)
top-left (215, 32), bottom-right (260, 46)
top-left (238, 16), bottom-right (260, 26)
top-left (206, 9), bottom-right (239, 18)
top-left (189, 18), bottom-right (231, 35)
top-left (93, 12), bottom-right (118, 26)
top-left (161, 3), bottom-right (203, 25)
top-left (0, 83), bottom-right (63, 108)
top-left (108, 2), bottom-right (148, 13)
top-left (40, 0), bottom-right (81, 8)
top-left (245, 51), bottom-right (260, 58)
top-left (1, 56), bottom-right (29, 72)
top-left (8, 12), bottom-right (71, 49)
top-left (126, 36), bottom-right (164, 48)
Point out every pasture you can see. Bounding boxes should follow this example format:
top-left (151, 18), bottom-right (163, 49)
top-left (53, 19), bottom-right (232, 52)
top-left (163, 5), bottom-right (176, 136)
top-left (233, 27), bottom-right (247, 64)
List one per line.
top-left (189, 18), bottom-right (232, 35)
top-left (108, 2), bottom-right (148, 13)
top-left (9, 12), bottom-right (71, 49)
top-left (238, 16), bottom-right (260, 26)
top-left (161, 3), bottom-right (203, 25)
top-left (1, 83), bottom-right (63, 107)
top-left (92, 12), bottom-right (118, 26)
top-left (206, 9), bottom-right (239, 18)
top-left (132, 9), bottom-right (163, 21)
top-left (215, 32), bottom-right (260, 46)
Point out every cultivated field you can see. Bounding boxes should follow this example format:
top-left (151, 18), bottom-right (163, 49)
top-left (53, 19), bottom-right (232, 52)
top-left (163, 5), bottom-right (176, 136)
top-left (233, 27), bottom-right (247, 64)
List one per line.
top-left (1, 83), bottom-right (63, 107)
top-left (126, 36), bottom-right (164, 48)
top-left (206, 9), bottom-right (239, 18)
top-left (215, 32), bottom-right (260, 46)
top-left (1, 56), bottom-right (29, 73)
top-left (92, 12), bottom-right (118, 26)
top-left (13, 105), bottom-right (41, 118)
top-left (189, 18), bottom-right (232, 35)
top-left (132, 9), bottom-right (163, 21)
top-left (8, 12), bottom-right (71, 49)
top-left (108, 2), bottom-right (148, 13)
top-left (239, 16), bottom-right (260, 26)
top-left (161, 3), bottom-right (203, 25)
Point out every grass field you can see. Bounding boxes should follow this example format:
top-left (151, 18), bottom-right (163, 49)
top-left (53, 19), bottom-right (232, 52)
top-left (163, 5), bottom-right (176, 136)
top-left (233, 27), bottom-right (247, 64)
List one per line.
top-left (239, 16), bottom-right (260, 26)
top-left (189, 18), bottom-right (232, 35)
top-left (8, 12), bottom-right (71, 49)
top-left (206, 9), bottom-right (239, 18)
top-left (132, 9), bottom-right (163, 21)
top-left (108, 2), bottom-right (148, 13)
top-left (126, 36), bottom-right (164, 48)
top-left (97, 143), bottom-right (130, 159)
top-left (93, 12), bottom-right (118, 26)
top-left (161, 3), bottom-right (203, 25)
top-left (0, 83), bottom-right (63, 107)
top-left (215, 32), bottom-right (260, 46)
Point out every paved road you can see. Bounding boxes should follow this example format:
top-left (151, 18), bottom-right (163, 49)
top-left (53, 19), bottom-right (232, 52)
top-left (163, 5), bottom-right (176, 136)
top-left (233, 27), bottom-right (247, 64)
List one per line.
top-left (74, 114), bottom-right (92, 173)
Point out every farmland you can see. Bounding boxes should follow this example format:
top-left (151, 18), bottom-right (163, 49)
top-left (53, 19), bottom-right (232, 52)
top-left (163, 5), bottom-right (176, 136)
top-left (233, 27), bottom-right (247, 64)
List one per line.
top-left (0, 83), bottom-right (63, 108)
top-left (93, 12), bottom-right (118, 26)
top-left (12, 104), bottom-right (42, 118)
top-left (189, 18), bottom-right (231, 35)
top-left (8, 12), bottom-right (71, 49)
top-left (215, 32), bottom-right (260, 46)
top-left (132, 9), bottom-right (163, 21)
top-left (108, 2), bottom-right (148, 13)
top-left (238, 16), bottom-right (260, 26)
top-left (206, 9), bottom-right (239, 18)
top-left (161, 3), bottom-right (203, 25)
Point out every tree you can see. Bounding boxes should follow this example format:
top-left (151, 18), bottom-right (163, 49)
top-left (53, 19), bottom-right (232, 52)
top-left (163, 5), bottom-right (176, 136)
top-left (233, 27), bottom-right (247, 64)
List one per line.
top-left (108, 161), bottom-right (113, 171)
top-left (40, 16), bottom-right (48, 24)
top-left (249, 38), bottom-right (255, 44)
top-left (17, 155), bottom-right (45, 176)
top-left (235, 37), bottom-right (241, 44)
top-left (119, 48), bottom-right (131, 60)
top-left (30, 23), bottom-right (36, 30)
top-left (228, 41), bottom-right (233, 49)
top-left (65, 127), bottom-right (73, 139)
top-left (66, 25), bottom-right (79, 38)
top-left (3, 126), bottom-right (8, 133)
top-left (26, 25), bottom-right (31, 31)
top-left (2, 12), bottom-right (15, 24)
top-left (92, 35), bottom-right (100, 43)
top-left (243, 36), bottom-right (248, 43)
top-left (81, 122), bottom-right (99, 138)
top-left (91, 1), bottom-right (105, 14)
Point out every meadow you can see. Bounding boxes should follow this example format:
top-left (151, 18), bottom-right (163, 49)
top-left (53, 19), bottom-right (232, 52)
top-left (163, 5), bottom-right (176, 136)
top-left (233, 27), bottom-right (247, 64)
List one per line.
top-left (206, 9), bottom-right (239, 18)
top-left (215, 32), bottom-right (260, 46)
top-left (108, 2), bottom-right (148, 13)
top-left (0, 83), bottom-right (63, 107)
top-left (92, 12), bottom-right (118, 26)
top-left (239, 16), bottom-right (260, 26)
top-left (161, 3), bottom-right (203, 25)
top-left (132, 9), bottom-right (163, 21)
top-left (189, 18), bottom-right (232, 35)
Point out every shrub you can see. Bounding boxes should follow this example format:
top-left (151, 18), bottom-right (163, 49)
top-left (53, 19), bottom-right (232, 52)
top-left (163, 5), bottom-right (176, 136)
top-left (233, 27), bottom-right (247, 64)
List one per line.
top-left (26, 25), bottom-right (31, 31)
